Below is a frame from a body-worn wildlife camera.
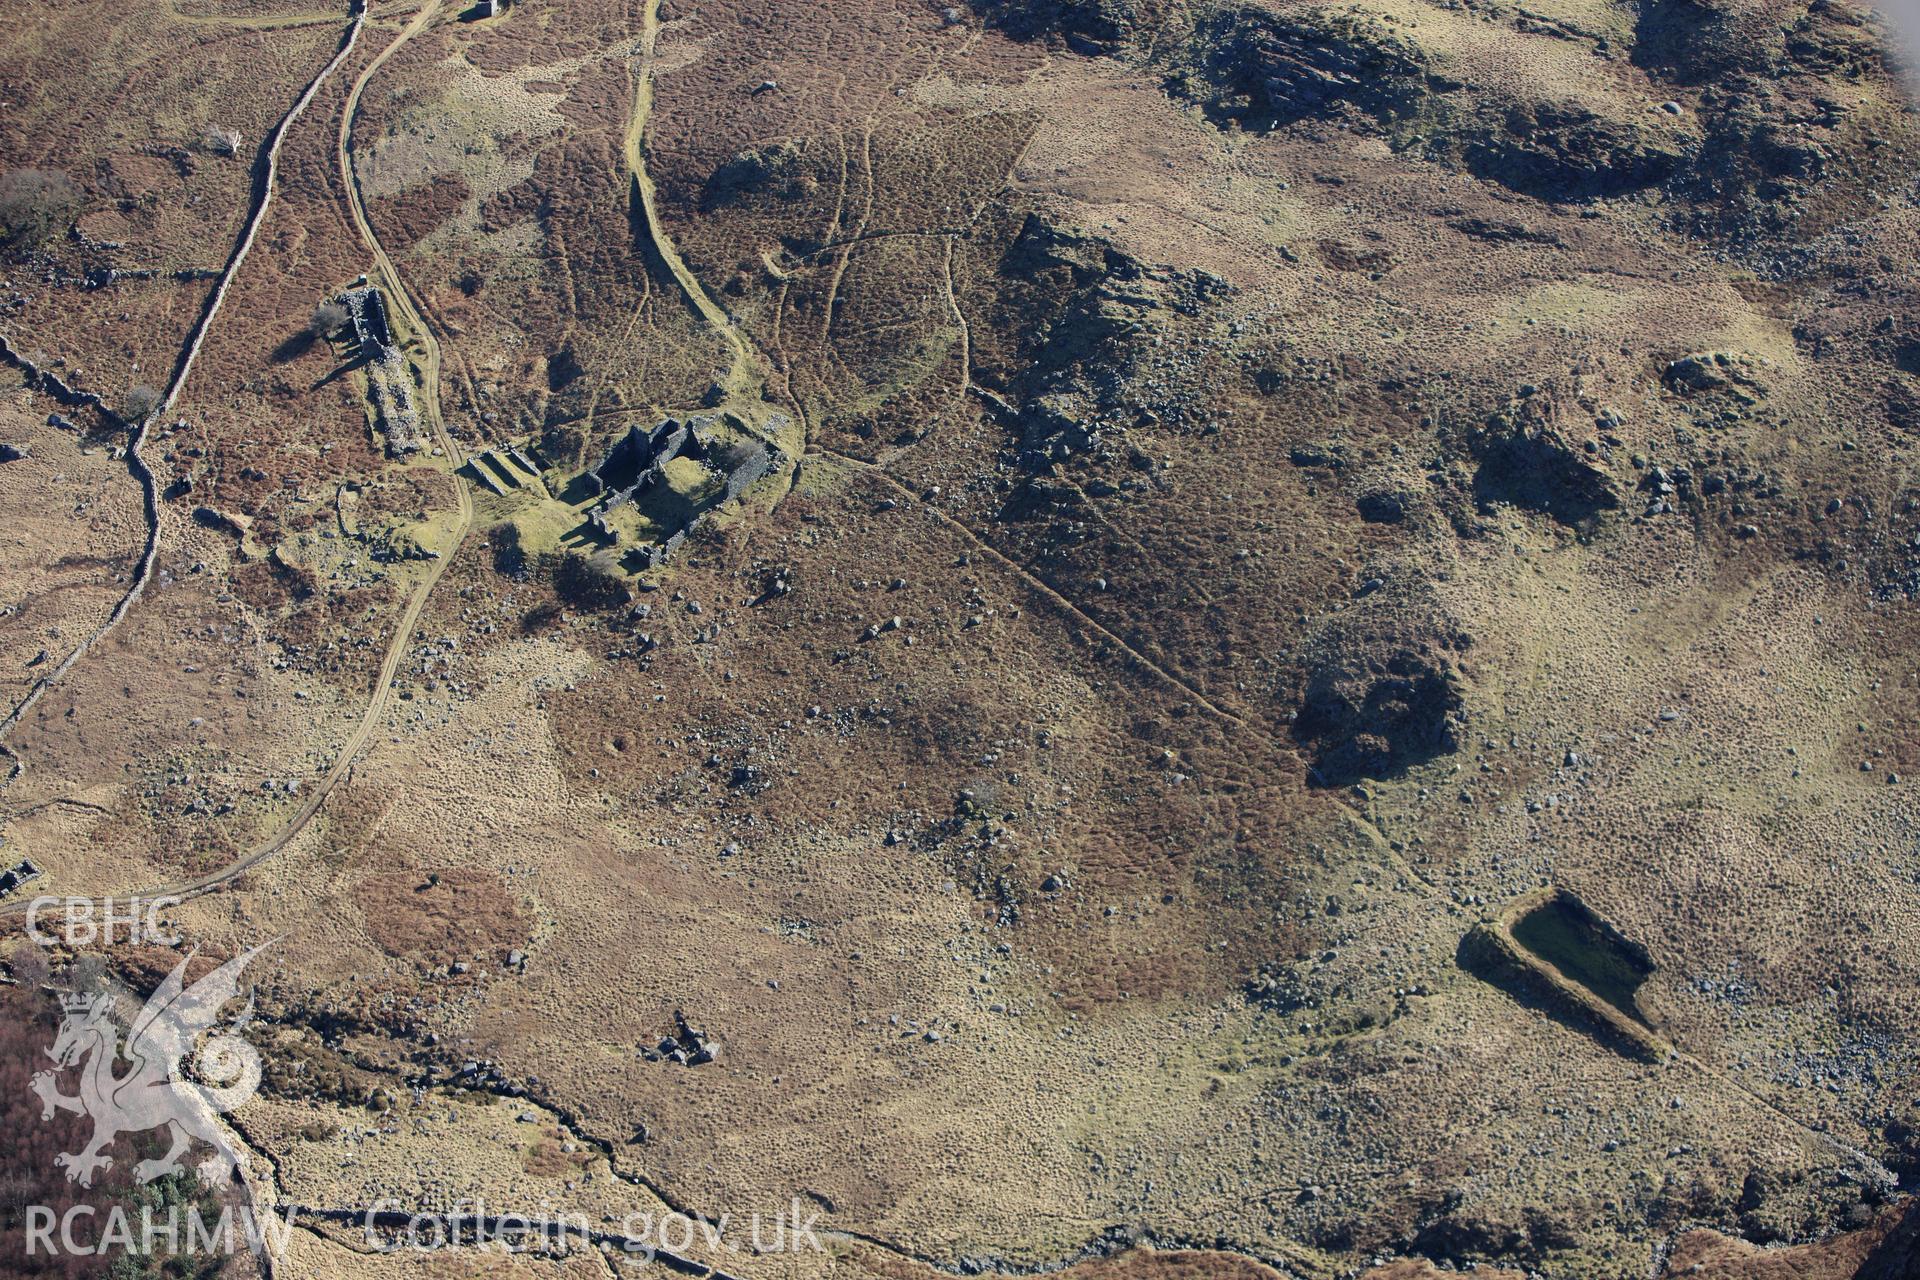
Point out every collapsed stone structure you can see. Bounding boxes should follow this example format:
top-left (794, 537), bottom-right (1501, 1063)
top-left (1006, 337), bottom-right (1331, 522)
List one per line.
top-left (0, 332), bottom-right (134, 427)
top-left (583, 415), bottom-right (775, 568)
top-left (466, 443), bottom-right (545, 495)
top-left (585, 418), bottom-right (692, 504)
top-left (0, 854), bottom-right (42, 899)
top-left (340, 286), bottom-right (423, 457)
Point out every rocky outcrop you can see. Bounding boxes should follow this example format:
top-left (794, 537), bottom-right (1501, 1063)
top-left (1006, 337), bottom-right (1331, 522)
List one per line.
top-left (1884, 1108), bottom-right (1920, 1182)
top-left (1141, 0), bottom-right (1907, 229)
top-left (1462, 101), bottom-right (1684, 199)
top-left (702, 140), bottom-right (811, 210)
top-left (1661, 1201), bottom-right (1919, 1279)
top-left (1359, 1263), bottom-right (1525, 1280)
top-left (1174, 5), bottom-right (1430, 129)
top-left (966, 0), bottom-right (1178, 55)
top-left (1470, 400), bottom-right (1618, 528)
top-left (1861, 1204), bottom-right (1920, 1280)
top-left (1634, 0), bottom-right (1886, 87)
top-left (1166, 7), bottom-right (1687, 200)
top-left (988, 213), bottom-right (1232, 469)
top-left (1635, 0), bottom-right (1913, 245)
top-left (1296, 645), bottom-right (1462, 785)
top-left (1291, 597), bottom-right (1467, 786)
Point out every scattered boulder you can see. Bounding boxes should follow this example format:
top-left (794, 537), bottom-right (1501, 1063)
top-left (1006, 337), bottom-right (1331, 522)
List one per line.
top-left (1355, 488), bottom-right (1409, 524)
top-left (640, 1011), bottom-right (718, 1066)
top-left (1289, 443), bottom-right (1344, 470)
top-left (1016, 393), bottom-right (1099, 462)
top-left (1175, 5), bottom-right (1430, 129)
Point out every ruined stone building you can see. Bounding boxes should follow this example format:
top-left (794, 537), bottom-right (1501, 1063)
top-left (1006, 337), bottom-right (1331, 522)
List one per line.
top-left (340, 286), bottom-right (423, 457)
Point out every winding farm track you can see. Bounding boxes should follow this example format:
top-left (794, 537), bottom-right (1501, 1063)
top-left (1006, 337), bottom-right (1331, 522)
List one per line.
top-left (0, 0), bottom-right (368, 759)
top-left (0, 0), bottom-right (473, 914)
top-left (0, 8), bottom-right (1893, 1277)
top-left (627, 0), bottom-right (756, 399)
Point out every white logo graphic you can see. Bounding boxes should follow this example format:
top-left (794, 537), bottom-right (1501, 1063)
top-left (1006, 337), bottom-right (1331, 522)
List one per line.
top-left (30, 945), bottom-right (268, 1188)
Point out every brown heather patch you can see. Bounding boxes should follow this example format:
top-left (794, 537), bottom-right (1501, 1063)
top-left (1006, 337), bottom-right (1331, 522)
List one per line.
top-left (352, 867), bottom-right (530, 968)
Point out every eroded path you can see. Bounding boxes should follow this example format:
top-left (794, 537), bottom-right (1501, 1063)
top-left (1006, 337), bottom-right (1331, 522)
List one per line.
top-left (628, 0), bottom-right (756, 399)
top-left (624, 0), bottom-right (808, 473)
top-left (0, 0), bottom-right (470, 913)
top-left (0, 0), bottom-right (369, 763)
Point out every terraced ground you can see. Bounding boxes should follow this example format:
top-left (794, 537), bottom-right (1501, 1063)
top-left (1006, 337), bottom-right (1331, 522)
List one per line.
top-left (2, 0), bottom-right (1920, 1278)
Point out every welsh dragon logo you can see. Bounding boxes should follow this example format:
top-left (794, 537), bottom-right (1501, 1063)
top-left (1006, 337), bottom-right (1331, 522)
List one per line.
top-left (30, 945), bottom-right (268, 1188)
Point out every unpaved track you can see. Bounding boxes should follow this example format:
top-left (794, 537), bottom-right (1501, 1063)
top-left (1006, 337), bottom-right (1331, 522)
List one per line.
top-left (1, 0), bottom-right (471, 916)
top-left (1, 7), bottom-right (1885, 1275)
top-left (628, 0), bottom-right (756, 398)
top-left (0, 0), bottom-right (368, 759)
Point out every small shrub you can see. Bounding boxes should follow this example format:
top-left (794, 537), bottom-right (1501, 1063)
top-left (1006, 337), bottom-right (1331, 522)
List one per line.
top-left (555, 548), bottom-right (630, 609)
top-left (714, 437), bottom-right (765, 473)
top-left (123, 383), bottom-right (162, 420)
top-left (310, 300), bottom-right (350, 337)
top-left (0, 169), bottom-right (79, 252)
top-left (540, 423), bottom-right (586, 472)
top-left (489, 520), bottom-right (526, 575)
top-left (520, 600), bottom-right (564, 632)
top-left (203, 124), bottom-right (241, 156)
